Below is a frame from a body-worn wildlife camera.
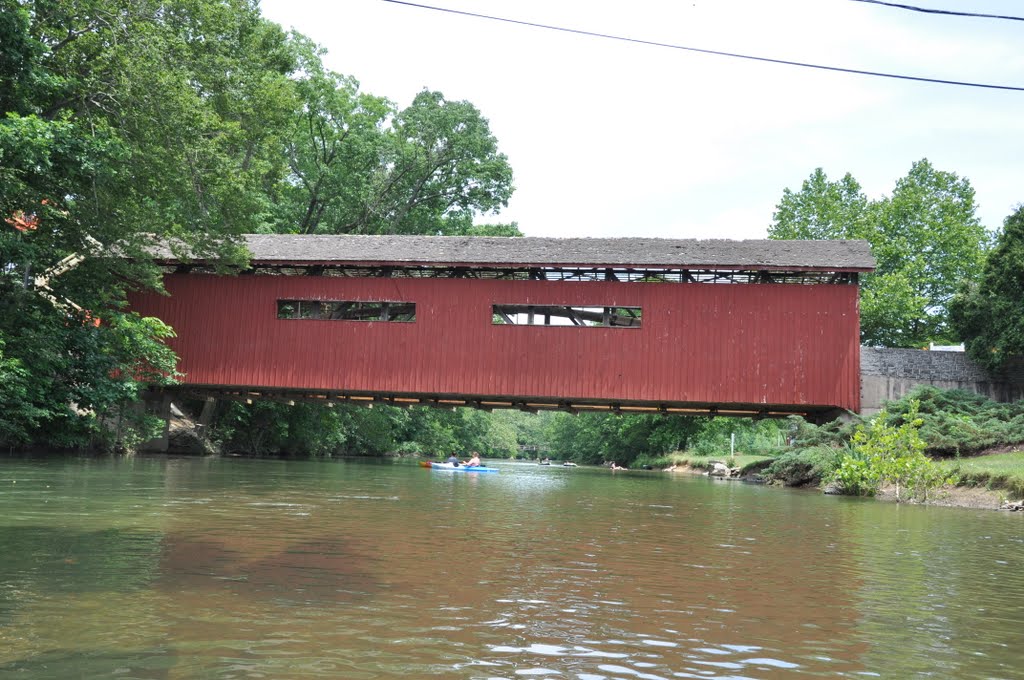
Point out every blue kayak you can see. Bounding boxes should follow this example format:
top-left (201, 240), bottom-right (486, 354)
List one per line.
top-left (430, 462), bottom-right (499, 473)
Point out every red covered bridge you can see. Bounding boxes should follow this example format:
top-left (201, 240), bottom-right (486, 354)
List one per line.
top-left (129, 235), bottom-right (874, 421)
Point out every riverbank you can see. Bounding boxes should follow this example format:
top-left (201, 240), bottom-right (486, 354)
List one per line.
top-left (662, 451), bottom-right (1024, 511)
top-left (654, 387), bottom-right (1024, 512)
top-left (875, 484), bottom-right (1008, 510)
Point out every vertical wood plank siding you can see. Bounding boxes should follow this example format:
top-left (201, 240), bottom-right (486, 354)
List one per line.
top-left (128, 274), bottom-right (862, 411)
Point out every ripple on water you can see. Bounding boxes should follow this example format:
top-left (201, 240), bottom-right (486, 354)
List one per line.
top-left (3, 457), bottom-right (1024, 679)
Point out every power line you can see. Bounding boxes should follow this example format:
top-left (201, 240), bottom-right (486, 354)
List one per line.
top-left (849, 0), bottom-right (1024, 22)
top-left (381, 0), bottom-right (1024, 92)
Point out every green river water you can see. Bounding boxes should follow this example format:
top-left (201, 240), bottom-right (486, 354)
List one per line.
top-left (0, 456), bottom-right (1021, 679)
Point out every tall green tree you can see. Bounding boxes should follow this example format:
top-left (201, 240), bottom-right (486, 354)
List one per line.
top-left (2, 0), bottom-right (520, 452)
top-left (769, 160), bottom-right (990, 347)
top-left (272, 77), bottom-right (515, 235)
top-left (274, 35), bottom-right (390, 235)
top-left (0, 0), bottom-right (298, 449)
top-left (769, 168), bottom-right (870, 241)
top-left (950, 205), bottom-right (1024, 370)
top-left (374, 90), bottom-right (514, 235)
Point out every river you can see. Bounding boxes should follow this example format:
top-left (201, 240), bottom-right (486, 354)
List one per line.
top-left (0, 456), bottom-right (1021, 679)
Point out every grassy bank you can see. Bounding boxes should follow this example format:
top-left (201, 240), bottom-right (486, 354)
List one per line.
top-left (939, 450), bottom-right (1024, 498)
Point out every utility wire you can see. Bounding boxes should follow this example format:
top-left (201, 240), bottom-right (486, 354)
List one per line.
top-left (849, 0), bottom-right (1024, 22)
top-left (381, 0), bottom-right (1024, 92)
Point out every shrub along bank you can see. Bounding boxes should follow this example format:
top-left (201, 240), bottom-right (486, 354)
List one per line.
top-left (757, 386), bottom-right (1024, 499)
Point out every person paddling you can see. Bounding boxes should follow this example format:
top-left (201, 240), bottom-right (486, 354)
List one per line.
top-left (464, 452), bottom-right (481, 467)
top-left (446, 453), bottom-right (460, 467)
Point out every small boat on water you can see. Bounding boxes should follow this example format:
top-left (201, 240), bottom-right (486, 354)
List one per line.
top-left (428, 462), bottom-right (500, 473)
top-left (562, 461), bottom-right (578, 467)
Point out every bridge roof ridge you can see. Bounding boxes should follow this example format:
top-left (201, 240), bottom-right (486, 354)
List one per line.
top-left (155, 234), bottom-right (876, 272)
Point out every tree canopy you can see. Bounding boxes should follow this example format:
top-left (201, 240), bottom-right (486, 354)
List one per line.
top-left (270, 37), bottom-right (514, 236)
top-left (769, 160), bottom-right (991, 347)
top-left (950, 205), bottom-right (1024, 371)
top-left (0, 0), bottom-right (518, 450)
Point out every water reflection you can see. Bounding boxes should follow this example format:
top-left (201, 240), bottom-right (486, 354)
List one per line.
top-left (0, 458), bottom-right (1021, 678)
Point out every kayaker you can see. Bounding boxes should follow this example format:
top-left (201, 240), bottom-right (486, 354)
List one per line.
top-left (464, 452), bottom-right (481, 467)
top-left (610, 462), bottom-right (628, 471)
top-left (446, 453), bottom-right (460, 467)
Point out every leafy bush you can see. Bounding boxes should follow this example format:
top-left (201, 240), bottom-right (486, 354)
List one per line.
top-left (763, 445), bottom-right (844, 487)
top-left (828, 447), bottom-right (883, 497)
top-left (825, 400), bottom-right (955, 501)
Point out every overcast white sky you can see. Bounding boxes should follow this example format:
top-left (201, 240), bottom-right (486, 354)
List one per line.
top-left (258, 0), bottom-right (1024, 240)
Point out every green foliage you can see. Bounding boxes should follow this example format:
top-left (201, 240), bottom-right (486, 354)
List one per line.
top-left (273, 34), bottom-right (389, 235)
top-left (769, 168), bottom-right (870, 241)
top-left (217, 401), bottom-right (357, 457)
top-left (769, 160), bottom-right (991, 347)
top-left (212, 402), bottom-right (520, 459)
top-left (940, 452), bottom-right (1024, 499)
top-left (828, 448), bottom-right (883, 497)
top-left (880, 386), bottom-right (1024, 457)
top-left (544, 413), bottom-right (703, 465)
top-left (539, 415), bottom-right (785, 466)
top-left (1, 1), bottom-right (518, 452)
top-left (950, 205), bottom-right (1024, 371)
top-left (0, 0), bottom-right (36, 114)
top-left (395, 406), bottom-right (517, 458)
top-left (490, 410), bottom-right (555, 458)
top-left (0, 335), bottom-right (47, 446)
top-left (825, 401), bottom-right (954, 501)
top-left (273, 67), bottom-right (515, 236)
top-left (0, 274), bottom-right (181, 451)
top-left (1, 0), bottom-right (299, 449)
top-left (459, 222), bottom-right (523, 237)
top-left (760, 387), bottom-right (1024, 493)
top-left (762, 446), bottom-right (844, 487)
top-left (786, 414), bottom-right (863, 449)
top-left (686, 418), bottom-right (787, 457)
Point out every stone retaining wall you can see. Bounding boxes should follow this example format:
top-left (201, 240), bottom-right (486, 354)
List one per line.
top-left (860, 347), bottom-right (1024, 415)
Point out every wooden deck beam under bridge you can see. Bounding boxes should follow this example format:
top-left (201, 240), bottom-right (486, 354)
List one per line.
top-left (152, 386), bottom-right (849, 423)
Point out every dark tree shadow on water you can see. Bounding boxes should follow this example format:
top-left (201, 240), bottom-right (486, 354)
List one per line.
top-left (0, 525), bottom-right (163, 608)
top-left (0, 648), bottom-right (179, 679)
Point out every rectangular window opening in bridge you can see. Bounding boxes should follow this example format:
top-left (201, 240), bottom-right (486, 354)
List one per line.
top-left (492, 305), bottom-right (642, 328)
top-left (277, 300), bottom-right (416, 322)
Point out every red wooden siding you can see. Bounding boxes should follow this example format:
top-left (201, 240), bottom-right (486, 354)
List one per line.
top-left (128, 274), bottom-right (862, 412)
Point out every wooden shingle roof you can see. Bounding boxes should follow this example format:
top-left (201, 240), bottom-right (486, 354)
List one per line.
top-left (157, 234), bottom-right (876, 272)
